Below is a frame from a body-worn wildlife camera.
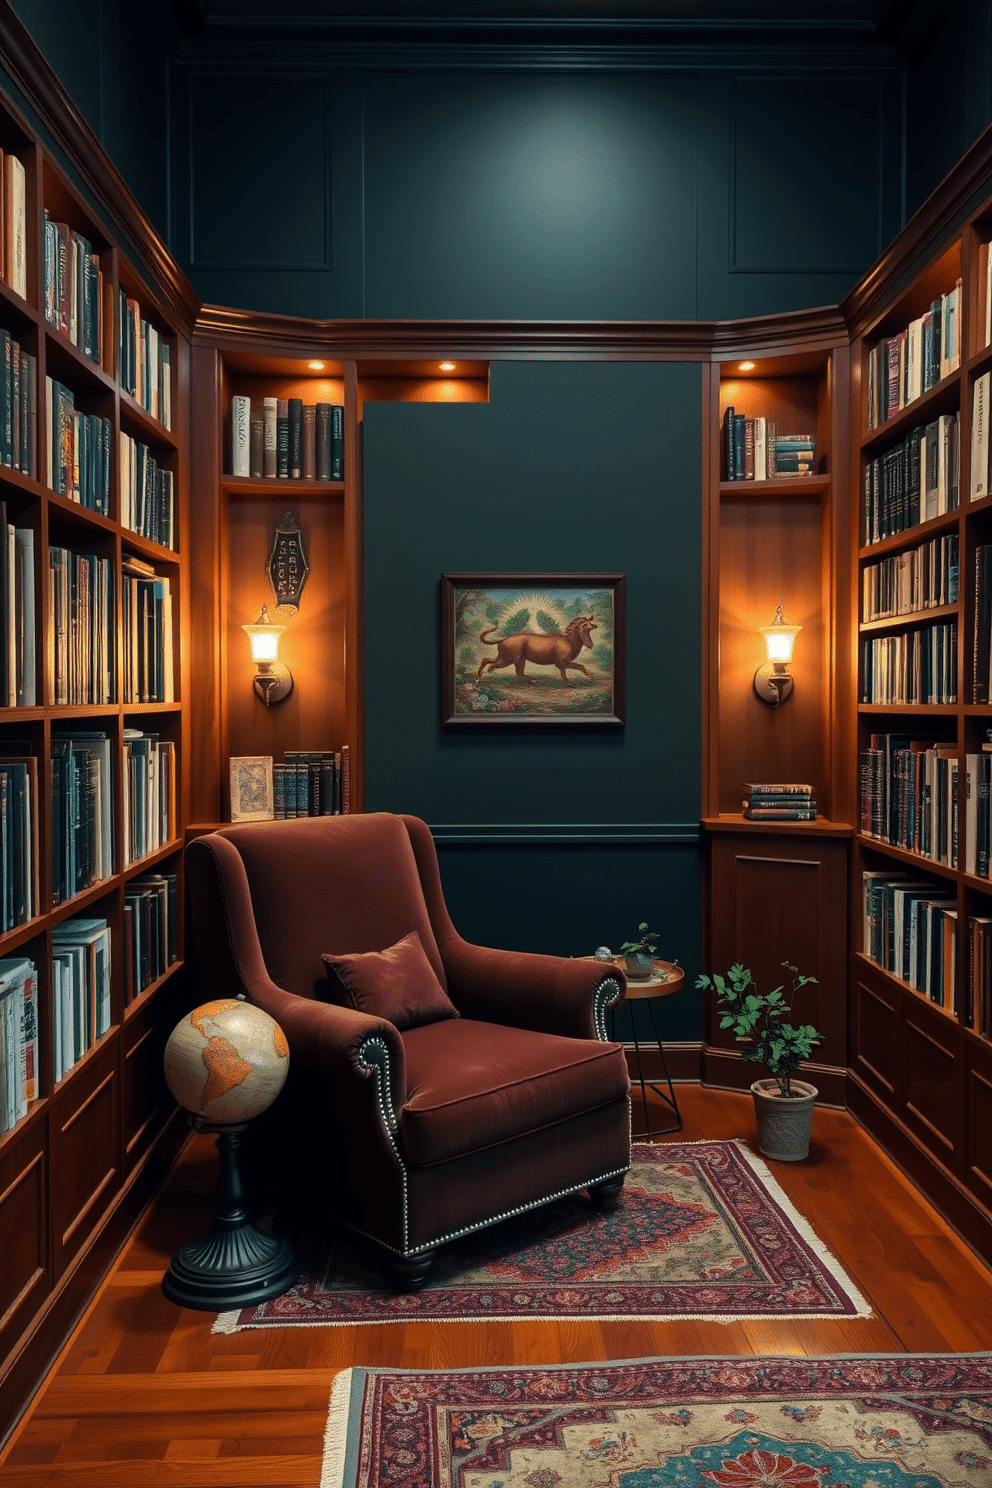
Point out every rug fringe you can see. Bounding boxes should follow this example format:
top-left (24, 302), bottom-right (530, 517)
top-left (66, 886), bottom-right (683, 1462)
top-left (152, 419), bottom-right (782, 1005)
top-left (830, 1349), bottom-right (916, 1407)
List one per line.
top-left (320, 1368), bottom-right (355, 1488)
top-left (211, 1309), bottom-right (241, 1334)
top-left (729, 1138), bottom-right (873, 1318)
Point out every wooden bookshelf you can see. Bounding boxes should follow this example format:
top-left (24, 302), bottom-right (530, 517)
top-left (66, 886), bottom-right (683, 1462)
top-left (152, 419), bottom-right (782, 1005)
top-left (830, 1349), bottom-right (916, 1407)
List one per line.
top-left (0, 78), bottom-right (193, 1446)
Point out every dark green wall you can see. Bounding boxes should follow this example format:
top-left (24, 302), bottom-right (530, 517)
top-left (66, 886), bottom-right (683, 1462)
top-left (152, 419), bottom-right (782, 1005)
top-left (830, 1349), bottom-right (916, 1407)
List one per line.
top-left (362, 359), bottom-right (702, 1033)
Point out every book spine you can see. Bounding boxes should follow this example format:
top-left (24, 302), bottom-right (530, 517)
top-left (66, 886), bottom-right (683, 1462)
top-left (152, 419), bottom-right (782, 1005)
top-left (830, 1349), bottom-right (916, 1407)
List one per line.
top-left (276, 398), bottom-right (289, 477)
top-left (288, 397), bottom-right (303, 478)
top-left (263, 397), bottom-right (278, 477)
top-left (231, 395), bottom-right (251, 478)
top-left (302, 403), bottom-right (316, 480)
top-left (249, 418), bottom-right (263, 479)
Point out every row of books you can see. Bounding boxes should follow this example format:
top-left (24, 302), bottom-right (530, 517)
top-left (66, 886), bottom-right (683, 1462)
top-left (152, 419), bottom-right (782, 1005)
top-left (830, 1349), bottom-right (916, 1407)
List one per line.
top-left (49, 546), bottom-right (114, 707)
top-left (52, 732), bottom-right (113, 904)
top-left (122, 556), bottom-right (174, 705)
top-left (859, 620), bottom-right (958, 706)
top-left (0, 956), bottom-right (36, 1133)
top-left (276, 748), bottom-right (350, 818)
top-left (45, 379), bottom-right (112, 512)
top-left (0, 153), bottom-right (26, 299)
top-left (859, 734), bottom-right (958, 866)
top-left (1, 329), bottom-right (36, 476)
top-left (862, 412), bottom-right (960, 545)
top-left (867, 281), bottom-right (961, 430)
top-left (119, 290), bottom-right (172, 430)
top-left (119, 432), bottom-right (175, 549)
top-left (125, 872), bottom-right (178, 1005)
top-left (1, 504), bottom-right (35, 705)
top-left (1, 749), bottom-right (38, 931)
top-left (969, 913), bottom-right (992, 1039)
top-left (973, 546), bottom-right (992, 705)
top-left (965, 749), bottom-right (992, 879)
top-left (862, 531), bottom-right (958, 622)
top-left (43, 213), bottom-right (102, 365)
top-left (231, 395), bottom-right (344, 481)
top-left (722, 408), bottom-right (816, 481)
top-left (52, 916), bottom-right (111, 1082)
top-left (122, 730), bottom-right (176, 867)
top-left (741, 782), bottom-right (816, 821)
top-left (861, 870), bottom-right (957, 1010)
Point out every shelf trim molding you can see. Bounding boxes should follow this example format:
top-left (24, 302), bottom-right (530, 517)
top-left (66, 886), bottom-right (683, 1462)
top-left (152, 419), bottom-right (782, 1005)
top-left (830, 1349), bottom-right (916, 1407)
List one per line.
top-left (430, 821), bottom-right (701, 845)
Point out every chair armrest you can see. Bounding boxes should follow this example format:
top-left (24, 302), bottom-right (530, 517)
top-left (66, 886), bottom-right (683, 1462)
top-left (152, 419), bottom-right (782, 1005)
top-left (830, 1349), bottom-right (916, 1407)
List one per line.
top-left (245, 970), bottom-right (407, 1113)
top-left (439, 936), bottom-right (625, 1040)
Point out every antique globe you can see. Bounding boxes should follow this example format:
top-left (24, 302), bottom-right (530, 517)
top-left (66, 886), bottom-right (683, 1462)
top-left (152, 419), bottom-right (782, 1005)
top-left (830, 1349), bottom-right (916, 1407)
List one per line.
top-left (162, 997), bottom-right (299, 1311)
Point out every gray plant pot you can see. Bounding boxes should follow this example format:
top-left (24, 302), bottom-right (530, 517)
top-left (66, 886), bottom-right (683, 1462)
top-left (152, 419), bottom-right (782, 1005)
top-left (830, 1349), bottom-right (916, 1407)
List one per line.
top-left (624, 952), bottom-right (655, 980)
top-left (750, 1078), bottom-right (818, 1162)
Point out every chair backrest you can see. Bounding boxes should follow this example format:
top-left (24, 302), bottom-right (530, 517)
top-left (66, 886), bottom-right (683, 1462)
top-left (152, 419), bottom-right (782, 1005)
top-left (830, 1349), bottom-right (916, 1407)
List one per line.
top-left (190, 813), bottom-right (447, 1003)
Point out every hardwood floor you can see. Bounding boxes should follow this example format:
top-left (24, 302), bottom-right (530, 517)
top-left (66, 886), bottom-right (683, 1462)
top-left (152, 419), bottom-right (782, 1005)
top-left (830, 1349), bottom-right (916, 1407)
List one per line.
top-left (3, 1084), bottom-right (992, 1486)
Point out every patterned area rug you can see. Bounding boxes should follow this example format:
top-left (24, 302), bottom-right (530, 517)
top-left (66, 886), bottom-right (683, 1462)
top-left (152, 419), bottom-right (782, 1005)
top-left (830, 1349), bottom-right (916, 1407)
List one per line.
top-left (215, 1140), bottom-right (869, 1330)
top-left (320, 1353), bottom-right (992, 1488)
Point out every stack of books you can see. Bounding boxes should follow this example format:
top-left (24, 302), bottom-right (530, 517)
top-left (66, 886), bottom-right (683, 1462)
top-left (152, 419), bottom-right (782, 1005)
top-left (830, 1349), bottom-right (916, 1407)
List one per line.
top-left (742, 783), bottom-right (817, 821)
top-left (722, 409), bottom-right (817, 481)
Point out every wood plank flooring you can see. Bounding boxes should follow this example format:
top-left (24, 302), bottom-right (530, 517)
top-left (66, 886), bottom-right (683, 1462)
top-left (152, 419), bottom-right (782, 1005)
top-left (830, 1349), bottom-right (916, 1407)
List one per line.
top-left (4, 1084), bottom-right (992, 1486)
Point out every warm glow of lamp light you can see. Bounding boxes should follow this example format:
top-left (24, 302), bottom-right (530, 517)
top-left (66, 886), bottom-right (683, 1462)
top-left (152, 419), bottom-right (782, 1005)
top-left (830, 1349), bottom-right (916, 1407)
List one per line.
top-left (242, 604), bottom-right (293, 706)
top-left (439, 361), bottom-right (456, 372)
top-left (739, 361), bottom-right (755, 371)
top-left (754, 606), bottom-right (801, 706)
top-left (308, 360), bottom-right (325, 371)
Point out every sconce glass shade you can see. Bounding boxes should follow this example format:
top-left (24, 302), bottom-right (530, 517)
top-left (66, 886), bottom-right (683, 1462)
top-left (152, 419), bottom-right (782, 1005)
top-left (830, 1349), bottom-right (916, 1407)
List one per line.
top-left (243, 605), bottom-right (293, 706)
top-left (755, 606), bottom-right (800, 706)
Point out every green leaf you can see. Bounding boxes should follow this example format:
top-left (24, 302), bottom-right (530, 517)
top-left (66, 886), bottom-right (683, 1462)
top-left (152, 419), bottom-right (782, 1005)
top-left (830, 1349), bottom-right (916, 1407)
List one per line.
top-left (500, 608), bottom-right (530, 636)
top-left (536, 609), bottom-right (559, 634)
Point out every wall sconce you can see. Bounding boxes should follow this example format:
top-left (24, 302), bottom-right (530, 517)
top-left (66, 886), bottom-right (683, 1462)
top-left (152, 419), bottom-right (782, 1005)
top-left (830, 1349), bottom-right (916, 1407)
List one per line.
top-left (754, 606), bottom-right (801, 706)
top-left (242, 605), bottom-right (293, 706)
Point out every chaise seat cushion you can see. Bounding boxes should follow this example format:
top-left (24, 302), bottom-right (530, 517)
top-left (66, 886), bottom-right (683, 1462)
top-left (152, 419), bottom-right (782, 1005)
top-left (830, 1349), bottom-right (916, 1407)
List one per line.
top-left (398, 1018), bottom-right (629, 1167)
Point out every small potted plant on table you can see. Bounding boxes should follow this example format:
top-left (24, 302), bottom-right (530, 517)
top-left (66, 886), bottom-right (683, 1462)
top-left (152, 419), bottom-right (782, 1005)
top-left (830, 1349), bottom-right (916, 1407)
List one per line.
top-left (695, 961), bottom-right (821, 1161)
top-left (619, 922), bottom-right (658, 980)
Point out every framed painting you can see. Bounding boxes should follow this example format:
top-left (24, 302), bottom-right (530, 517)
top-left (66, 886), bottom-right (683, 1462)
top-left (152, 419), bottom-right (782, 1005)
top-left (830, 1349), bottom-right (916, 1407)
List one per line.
top-left (441, 573), bottom-right (626, 727)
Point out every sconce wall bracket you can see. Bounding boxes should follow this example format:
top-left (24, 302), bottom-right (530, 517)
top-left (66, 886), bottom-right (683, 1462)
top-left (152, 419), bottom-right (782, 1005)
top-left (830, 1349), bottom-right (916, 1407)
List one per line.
top-left (252, 661), bottom-right (294, 707)
top-left (754, 661), bottom-right (794, 706)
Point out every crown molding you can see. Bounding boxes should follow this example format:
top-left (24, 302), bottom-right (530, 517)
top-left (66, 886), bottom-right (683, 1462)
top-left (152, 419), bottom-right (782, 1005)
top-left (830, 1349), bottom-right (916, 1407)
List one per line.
top-left (841, 121), bottom-right (992, 340)
top-left (0, 0), bottom-right (200, 334)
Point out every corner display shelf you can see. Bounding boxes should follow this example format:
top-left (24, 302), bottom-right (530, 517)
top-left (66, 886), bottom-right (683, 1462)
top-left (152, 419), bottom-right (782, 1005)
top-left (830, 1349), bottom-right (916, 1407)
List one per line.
top-left (846, 201), bottom-right (992, 1265)
top-left (0, 80), bottom-right (193, 1442)
top-left (700, 334), bottom-right (854, 1106)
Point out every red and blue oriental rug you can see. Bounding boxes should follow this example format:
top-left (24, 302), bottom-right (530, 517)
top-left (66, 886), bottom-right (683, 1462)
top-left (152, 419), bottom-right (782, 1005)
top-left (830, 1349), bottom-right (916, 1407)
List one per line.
top-left (215, 1140), bottom-right (870, 1331)
top-left (320, 1352), bottom-right (992, 1488)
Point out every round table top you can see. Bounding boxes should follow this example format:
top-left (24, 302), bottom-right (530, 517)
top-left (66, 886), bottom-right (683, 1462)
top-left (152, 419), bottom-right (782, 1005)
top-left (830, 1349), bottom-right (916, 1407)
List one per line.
top-left (583, 956), bottom-right (685, 999)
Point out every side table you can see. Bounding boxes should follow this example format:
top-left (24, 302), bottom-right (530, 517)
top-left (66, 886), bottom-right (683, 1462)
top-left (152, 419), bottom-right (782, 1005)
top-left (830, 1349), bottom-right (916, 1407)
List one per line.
top-left (609, 958), bottom-right (684, 1138)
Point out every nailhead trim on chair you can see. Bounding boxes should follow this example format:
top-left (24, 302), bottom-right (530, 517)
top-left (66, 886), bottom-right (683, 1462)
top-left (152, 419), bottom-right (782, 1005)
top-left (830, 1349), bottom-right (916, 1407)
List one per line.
top-left (593, 975), bottom-right (623, 1041)
top-left (356, 1032), bottom-right (632, 1259)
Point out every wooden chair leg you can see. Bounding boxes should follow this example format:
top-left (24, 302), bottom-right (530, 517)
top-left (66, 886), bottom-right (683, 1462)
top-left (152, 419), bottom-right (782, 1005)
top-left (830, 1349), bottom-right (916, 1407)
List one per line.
top-left (391, 1249), bottom-right (436, 1290)
top-left (588, 1176), bottom-right (625, 1210)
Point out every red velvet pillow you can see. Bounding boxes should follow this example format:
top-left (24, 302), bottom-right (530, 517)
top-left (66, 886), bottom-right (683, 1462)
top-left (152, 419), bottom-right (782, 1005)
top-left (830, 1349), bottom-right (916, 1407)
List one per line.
top-left (322, 931), bottom-right (460, 1031)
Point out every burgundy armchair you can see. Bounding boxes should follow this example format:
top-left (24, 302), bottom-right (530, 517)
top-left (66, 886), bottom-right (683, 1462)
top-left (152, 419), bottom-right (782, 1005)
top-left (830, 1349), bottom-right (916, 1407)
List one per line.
top-left (184, 812), bottom-right (631, 1286)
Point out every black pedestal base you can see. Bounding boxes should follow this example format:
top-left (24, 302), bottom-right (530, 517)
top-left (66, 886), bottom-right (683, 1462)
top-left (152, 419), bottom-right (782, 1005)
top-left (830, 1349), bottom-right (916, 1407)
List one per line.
top-left (163, 1121), bottom-right (300, 1311)
top-left (163, 1217), bottom-right (300, 1310)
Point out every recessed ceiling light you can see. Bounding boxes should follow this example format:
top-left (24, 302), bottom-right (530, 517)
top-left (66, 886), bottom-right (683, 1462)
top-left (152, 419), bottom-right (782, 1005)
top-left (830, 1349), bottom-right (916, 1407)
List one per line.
top-left (439, 361), bottom-right (456, 372)
top-left (308, 360), bottom-right (325, 371)
top-left (739, 361), bottom-right (755, 372)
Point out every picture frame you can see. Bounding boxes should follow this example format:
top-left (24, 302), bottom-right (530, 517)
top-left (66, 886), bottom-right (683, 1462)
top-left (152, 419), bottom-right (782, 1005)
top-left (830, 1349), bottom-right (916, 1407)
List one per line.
top-left (441, 573), bottom-right (626, 727)
top-left (229, 755), bottom-right (275, 821)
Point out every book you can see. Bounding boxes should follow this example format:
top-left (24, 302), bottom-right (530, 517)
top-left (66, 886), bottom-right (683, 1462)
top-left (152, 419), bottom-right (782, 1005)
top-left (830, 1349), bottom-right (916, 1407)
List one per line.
top-left (231, 395), bottom-right (251, 477)
top-left (250, 417), bottom-right (263, 477)
top-left (3, 153), bottom-right (25, 298)
top-left (276, 398), bottom-right (289, 477)
top-left (972, 371), bottom-right (990, 501)
top-left (288, 397), bottom-right (303, 478)
top-left (743, 782), bottom-right (815, 795)
top-left (263, 396), bottom-right (278, 476)
top-left (743, 807), bottom-right (817, 821)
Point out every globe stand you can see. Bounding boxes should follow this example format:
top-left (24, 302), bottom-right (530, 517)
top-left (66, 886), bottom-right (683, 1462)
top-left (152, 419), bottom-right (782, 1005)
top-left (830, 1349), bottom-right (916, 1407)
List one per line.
top-left (163, 1117), bottom-right (300, 1310)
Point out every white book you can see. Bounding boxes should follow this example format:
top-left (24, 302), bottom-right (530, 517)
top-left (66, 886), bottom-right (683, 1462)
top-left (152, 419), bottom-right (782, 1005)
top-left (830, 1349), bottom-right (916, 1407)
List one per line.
top-left (15, 527), bottom-right (35, 706)
top-left (232, 394), bottom-right (251, 477)
top-left (906, 316), bottom-right (923, 404)
top-left (4, 154), bottom-right (26, 299)
top-left (753, 416), bottom-right (766, 480)
top-left (973, 372), bottom-right (990, 500)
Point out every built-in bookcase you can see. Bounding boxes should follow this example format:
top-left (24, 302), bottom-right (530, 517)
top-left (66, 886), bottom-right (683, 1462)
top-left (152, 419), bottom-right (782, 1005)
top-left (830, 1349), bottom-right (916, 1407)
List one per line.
top-left (700, 337), bottom-right (854, 1104)
top-left (0, 85), bottom-right (190, 1440)
top-left (847, 200), bottom-right (992, 1261)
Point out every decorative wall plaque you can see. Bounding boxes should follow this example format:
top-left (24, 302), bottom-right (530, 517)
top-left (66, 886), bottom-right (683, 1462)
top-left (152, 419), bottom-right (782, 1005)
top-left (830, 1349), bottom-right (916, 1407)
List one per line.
top-left (267, 512), bottom-right (309, 618)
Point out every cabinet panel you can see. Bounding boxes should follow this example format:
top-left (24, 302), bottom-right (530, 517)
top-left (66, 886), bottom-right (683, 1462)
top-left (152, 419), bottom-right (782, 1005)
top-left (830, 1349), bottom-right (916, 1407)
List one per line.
top-left (965, 1044), bottom-right (992, 1209)
top-left (50, 1045), bottom-right (120, 1277)
top-left (121, 1002), bottom-right (174, 1178)
top-left (851, 969), bottom-right (900, 1101)
top-left (903, 1001), bottom-right (960, 1163)
top-left (0, 1123), bottom-right (49, 1361)
top-left (704, 829), bottom-right (848, 1098)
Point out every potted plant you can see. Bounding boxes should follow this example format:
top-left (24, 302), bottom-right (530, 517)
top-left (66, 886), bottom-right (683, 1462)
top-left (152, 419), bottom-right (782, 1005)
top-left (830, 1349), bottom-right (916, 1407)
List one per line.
top-left (695, 961), bottom-right (821, 1161)
top-left (619, 922), bottom-right (658, 980)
